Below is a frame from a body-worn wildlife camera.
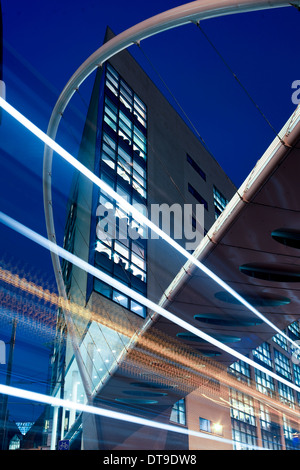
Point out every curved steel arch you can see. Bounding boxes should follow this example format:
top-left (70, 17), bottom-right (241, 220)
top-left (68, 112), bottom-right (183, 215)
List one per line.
top-left (43, 0), bottom-right (298, 254)
top-left (42, 0), bottom-right (299, 401)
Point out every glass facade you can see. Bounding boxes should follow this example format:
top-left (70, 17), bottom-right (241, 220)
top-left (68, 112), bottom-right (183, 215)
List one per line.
top-left (93, 63), bottom-right (148, 318)
top-left (56, 59), bottom-right (300, 453)
top-left (54, 62), bottom-right (150, 442)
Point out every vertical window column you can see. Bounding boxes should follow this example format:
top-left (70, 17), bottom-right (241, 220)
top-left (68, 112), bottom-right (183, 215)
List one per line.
top-left (93, 62), bottom-right (148, 318)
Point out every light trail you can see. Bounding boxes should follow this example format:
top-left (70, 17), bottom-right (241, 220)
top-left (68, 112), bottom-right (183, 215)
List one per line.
top-left (0, 96), bottom-right (298, 352)
top-left (1, 267), bottom-right (299, 423)
top-left (1, 210), bottom-right (300, 398)
top-left (0, 383), bottom-right (264, 450)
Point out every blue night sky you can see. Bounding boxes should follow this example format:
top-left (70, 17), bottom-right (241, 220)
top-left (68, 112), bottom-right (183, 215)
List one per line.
top-left (0, 0), bottom-right (299, 422)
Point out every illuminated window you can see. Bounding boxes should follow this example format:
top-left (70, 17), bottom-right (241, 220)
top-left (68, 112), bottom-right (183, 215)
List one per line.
top-left (254, 369), bottom-right (275, 397)
top-left (288, 321), bottom-right (300, 339)
top-left (259, 404), bottom-right (282, 450)
top-left (199, 418), bottom-right (223, 435)
top-left (213, 185), bottom-right (228, 220)
top-left (283, 416), bottom-right (300, 449)
top-left (230, 391), bottom-right (257, 450)
top-left (274, 349), bottom-right (292, 381)
top-left (231, 419), bottom-right (257, 450)
top-left (229, 360), bottom-right (251, 384)
top-left (278, 381), bottom-right (295, 408)
top-left (170, 399), bottom-right (186, 425)
top-left (199, 417), bottom-right (211, 433)
top-left (272, 330), bottom-right (288, 351)
top-left (93, 62), bottom-right (148, 318)
top-left (253, 342), bottom-right (272, 368)
top-left (293, 363), bottom-right (300, 387)
top-left (230, 389), bottom-right (256, 426)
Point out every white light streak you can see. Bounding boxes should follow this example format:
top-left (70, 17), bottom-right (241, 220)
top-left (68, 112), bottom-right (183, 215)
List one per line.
top-left (0, 96), bottom-right (298, 352)
top-left (0, 383), bottom-right (263, 450)
top-left (1, 210), bottom-right (300, 397)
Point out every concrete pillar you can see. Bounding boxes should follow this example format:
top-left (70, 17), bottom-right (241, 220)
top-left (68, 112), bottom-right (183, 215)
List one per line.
top-left (50, 406), bottom-right (59, 450)
top-left (60, 406), bottom-right (66, 440)
top-left (69, 370), bottom-right (79, 427)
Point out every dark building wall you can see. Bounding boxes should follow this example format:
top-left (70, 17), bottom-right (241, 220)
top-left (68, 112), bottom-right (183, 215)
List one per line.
top-left (104, 27), bottom-right (236, 304)
top-left (56, 26), bottom-right (237, 451)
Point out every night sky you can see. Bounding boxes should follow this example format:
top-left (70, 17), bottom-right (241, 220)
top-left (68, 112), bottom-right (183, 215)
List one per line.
top-left (0, 0), bottom-right (300, 423)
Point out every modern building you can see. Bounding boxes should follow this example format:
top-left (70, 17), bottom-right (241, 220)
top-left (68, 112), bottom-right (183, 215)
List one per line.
top-left (158, 93), bottom-right (300, 450)
top-left (49, 23), bottom-right (300, 450)
top-left (183, 320), bottom-right (300, 450)
top-left (49, 27), bottom-right (237, 450)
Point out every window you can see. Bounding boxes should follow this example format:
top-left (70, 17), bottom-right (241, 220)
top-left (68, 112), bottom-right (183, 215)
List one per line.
top-left (199, 418), bottom-right (211, 433)
top-left (213, 185), bottom-right (228, 220)
top-left (112, 290), bottom-right (128, 308)
top-left (106, 63), bottom-right (147, 129)
top-left (199, 418), bottom-right (223, 435)
top-left (186, 154), bottom-right (206, 181)
top-left (130, 300), bottom-right (146, 317)
top-left (293, 363), bottom-right (300, 387)
top-left (272, 330), bottom-right (288, 351)
top-left (229, 360), bottom-right (251, 384)
top-left (9, 435), bottom-right (21, 450)
top-left (230, 389), bottom-right (257, 450)
top-left (274, 349), bottom-right (292, 381)
top-left (93, 62), bottom-right (148, 318)
top-left (253, 342), bottom-right (272, 368)
top-left (230, 389), bottom-right (256, 426)
top-left (188, 183), bottom-right (208, 210)
top-left (278, 382), bottom-right (295, 408)
top-left (231, 419), bottom-right (257, 450)
top-left (170, 399), bottom-right (186, 425)
top-left (259, 404), bottom-right (282, 450)
top-left (288, 321), bottom-right (300, 340)
top-left (283, 416), bottom-right (300, 449)
top-left (255, 369), bottom-right (275, 397)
